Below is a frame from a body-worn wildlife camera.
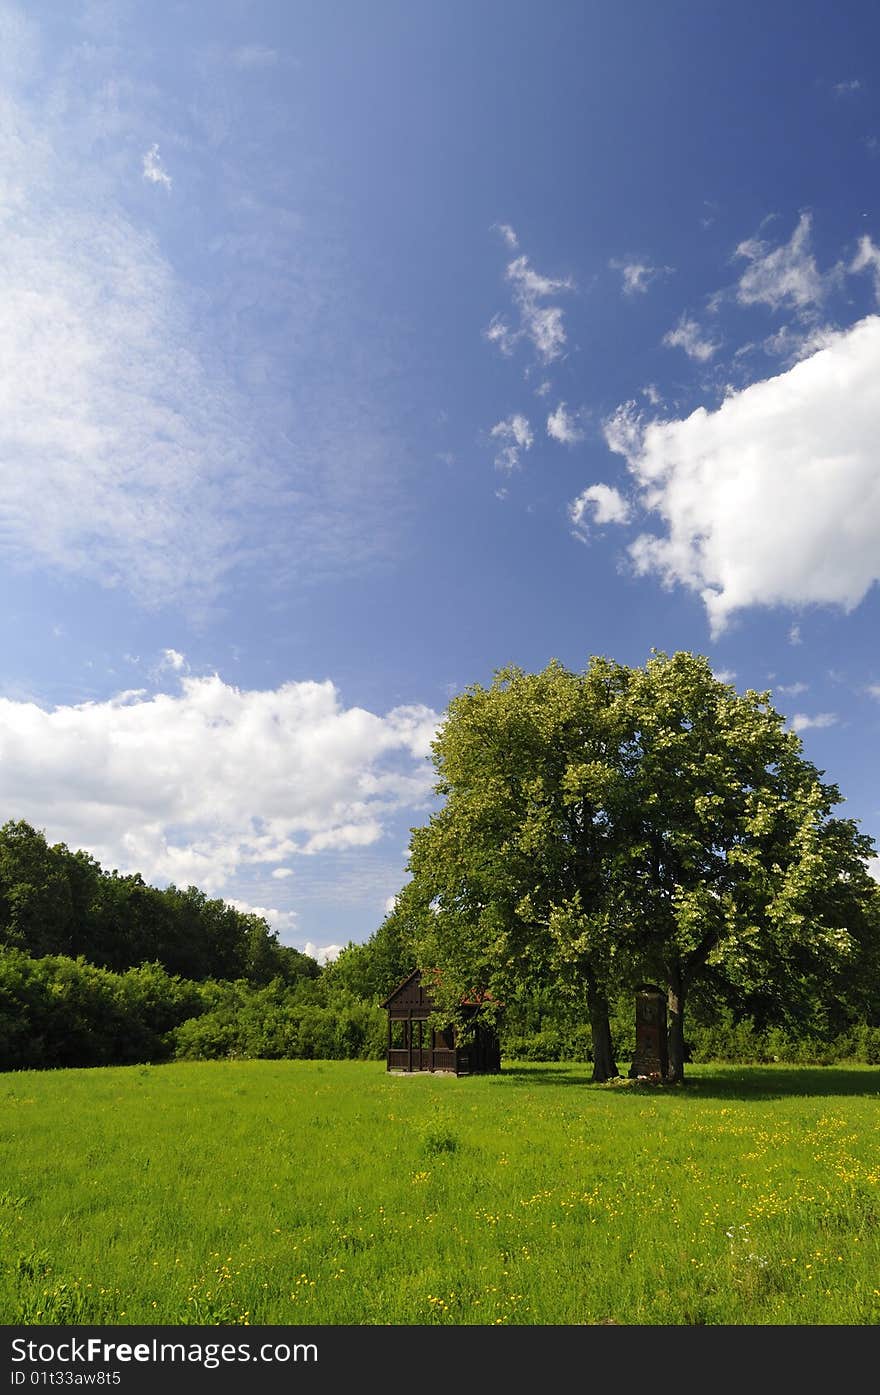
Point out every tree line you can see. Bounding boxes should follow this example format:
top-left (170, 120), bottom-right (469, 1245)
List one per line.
top-left (0, 819), bottom-right (388, 1070)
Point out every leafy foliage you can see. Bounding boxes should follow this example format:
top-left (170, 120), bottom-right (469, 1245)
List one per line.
top-left (402, 651), bottom-right (880, 1080)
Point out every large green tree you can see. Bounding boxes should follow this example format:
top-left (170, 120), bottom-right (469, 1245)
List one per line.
top-left (604, 652), bottom-right (878, 1079)
top-left (405, 653), bottom-right (878, 1083)
top-left (408, 657), bottom-right (631, 1080)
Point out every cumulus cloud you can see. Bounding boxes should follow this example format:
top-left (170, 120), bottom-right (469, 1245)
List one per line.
top-left (0, 675), bottom-right (439, 896)
top-left (568, 484), bottom-right (631, 540)
top-left (484, 245), bottom-right (573, 364)
top-left (142, 143), bottom-right (172, 189)
top-left (229, 900), bottom-right (299, 935)
top-left (158, 648), bottom-right (187, 673)
top-left (735, 213), bottom-right (826, 312)
top-left (546, 402), bottom-right (584, 445)
top-left (606, 316), bottom-right (880, 634)
top-left (303, 941), bottom-right (344, 965)
top-left (490, 414), bottom-right (533, 471)
top-left (662, 313), bottom-right (719, 361)
top-left (790, 712), bottom-right (838, 732)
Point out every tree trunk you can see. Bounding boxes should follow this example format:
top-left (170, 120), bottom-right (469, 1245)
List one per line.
top-left (588, 987), bottom-right (618, 1082)
top-left (666, 970), bottom-right (686, 1083)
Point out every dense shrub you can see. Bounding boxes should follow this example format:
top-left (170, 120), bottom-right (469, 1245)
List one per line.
top-left (501, 1025), bottom-right (593, 1062)
top-left (0, 950), bottom-right (204, 1069)
top-left (170, 986), bottom-right (385, 1063)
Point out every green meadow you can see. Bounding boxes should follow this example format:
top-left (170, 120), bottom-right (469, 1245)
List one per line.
top-left (2, 1059), bottom-right (880, 1326)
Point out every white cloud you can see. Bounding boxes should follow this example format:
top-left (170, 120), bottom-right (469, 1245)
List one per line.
top-left (231, 45), bottom-right (279, 69)
top-left (642, 384), bottom-right (663, 406)
top-left (0, 44), bottom-right (408, 608)
top-left (142, 143), bottom-right (172, 189)
top-left (662, 313), bottom-right (719, 361)
top-left (712, 669), bottom-right (737, 684)
top-left (788, 625), bottom-right (803, 646)
top-left (484, 247), bottom-right (573, 364)
top-left (158, 648), bottom-right (187, 673)
top-left (0, 94), bottom-right (255, 604)
top-left (610, 258), bottom-right (671, 296)
top-left (546, 402), bottom-right (584, 445)
top-left (602, 401), bottom-right (645, 458)
top-left (490, 414), bottom-right (533, 471)
top-left (868, 856), bottom-right (880, 883)
top-left (493, 222), bottom-right (519, 249)
top-left (569, 484), bottom-right (631, 540)
top-left (483, 315), bottom-right (519, 357)
top-left (303, 941), bottom-right (344, 965)
top-left (867, 684), bottom-right (880, 700)
top-left (607, 316), bottom-right (880, 634)
top-left (0, 675), bottom-right (439, 897)
top-left (735, 213), bottom-right (825, 312)
top-left (228, 900), bottom-right (298, 936)
top-left (833, 79), bottom-right (861, 96)
top-left (271, 867), bottom-right (294, 879)
top-left (790, 712), bottom-right (838, 732)
top-left (851, 235), bottom-right (880, 301)
top-left (776, 681), bottom-right (808, 696)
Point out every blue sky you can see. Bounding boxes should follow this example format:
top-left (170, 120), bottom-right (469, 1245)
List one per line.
top-left (2, 0), bottom-right (879, 960)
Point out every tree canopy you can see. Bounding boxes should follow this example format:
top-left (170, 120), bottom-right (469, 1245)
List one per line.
top-left (404, 651), bottom-right (879, 1081)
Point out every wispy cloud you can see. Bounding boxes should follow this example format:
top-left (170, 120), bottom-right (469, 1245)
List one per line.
top-left (492, 222), bottom-right (519, 249)
top-left (790, 712), bottom-right (838, 732)
top-left (610, 257), bottom-right (672, 297)
top-left (662, 313), bottom-right (720, 361)
top-left (0, 17), bottom-right (411, 607)
top-left (141, 142), bottom-right (171, 188)
top-left (231, 45), bottom-right (279, 70)
top-left (776, 681), bottom-right (808, 696)
top-left (490, 414), bottom-right (533, 471)
top-left (851, 234), bottom-right (880, 301)
top-left (484, 241), bottom-right (574, 364)
top-left (735, 212), bottom-right (828, 312)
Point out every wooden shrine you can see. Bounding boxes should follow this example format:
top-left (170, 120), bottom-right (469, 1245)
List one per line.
top-left (381, 968), bottom-right (501, 1075)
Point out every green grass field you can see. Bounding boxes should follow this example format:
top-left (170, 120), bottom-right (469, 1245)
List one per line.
top-left (2, 1059), bottom-right (879, 1326)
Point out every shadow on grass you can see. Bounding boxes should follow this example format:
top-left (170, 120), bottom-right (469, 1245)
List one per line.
top-left (496, 1063), bottom-right (880, 1100)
